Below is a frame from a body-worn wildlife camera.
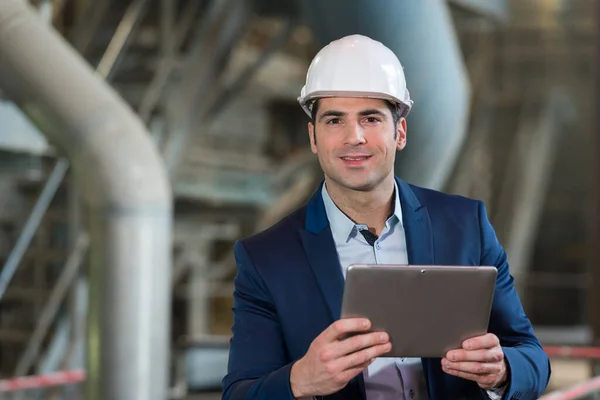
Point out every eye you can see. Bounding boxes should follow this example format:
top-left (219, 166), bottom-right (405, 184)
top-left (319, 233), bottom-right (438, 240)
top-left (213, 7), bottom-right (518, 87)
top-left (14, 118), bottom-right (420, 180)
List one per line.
top-left (326, 118), bottom-right (342, 125)
top-left (364, 116), bottom-right (380, 123)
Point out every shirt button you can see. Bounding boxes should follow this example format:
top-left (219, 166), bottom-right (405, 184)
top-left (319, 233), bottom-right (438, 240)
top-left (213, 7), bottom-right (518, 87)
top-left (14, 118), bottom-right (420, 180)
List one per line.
top-left (376, 243), bottom-right (381, 250)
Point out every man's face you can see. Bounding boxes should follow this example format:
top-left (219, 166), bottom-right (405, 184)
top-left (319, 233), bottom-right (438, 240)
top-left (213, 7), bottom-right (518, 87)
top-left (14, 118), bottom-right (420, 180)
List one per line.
top-left (308, 97), bottom-right (407, 192)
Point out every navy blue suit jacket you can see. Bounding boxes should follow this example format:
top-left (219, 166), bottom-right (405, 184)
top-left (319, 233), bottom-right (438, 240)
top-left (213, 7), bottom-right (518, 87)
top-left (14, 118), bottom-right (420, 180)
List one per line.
top-left (222, 178), bottom-right (551, 400)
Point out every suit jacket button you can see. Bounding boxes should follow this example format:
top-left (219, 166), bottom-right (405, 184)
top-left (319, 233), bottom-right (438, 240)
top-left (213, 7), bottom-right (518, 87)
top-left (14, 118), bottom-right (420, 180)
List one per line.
top-left (409, 389), bottom-right (415, 398)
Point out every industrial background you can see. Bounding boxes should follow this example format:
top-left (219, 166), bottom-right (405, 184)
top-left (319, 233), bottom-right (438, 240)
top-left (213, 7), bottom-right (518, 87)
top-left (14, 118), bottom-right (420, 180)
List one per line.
top-left (0, 0), bottom-right (598, 398)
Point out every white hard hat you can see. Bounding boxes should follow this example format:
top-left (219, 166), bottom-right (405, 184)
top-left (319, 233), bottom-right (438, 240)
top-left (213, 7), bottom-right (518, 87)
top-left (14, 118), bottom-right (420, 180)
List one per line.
top-left (298, 34), bottom-right (413, 119)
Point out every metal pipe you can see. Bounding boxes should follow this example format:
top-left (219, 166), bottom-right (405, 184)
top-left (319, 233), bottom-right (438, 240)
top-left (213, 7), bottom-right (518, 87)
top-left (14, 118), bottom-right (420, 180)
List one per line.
top-left (96, 0), bottom-right (150, 81)
top-left (68, 0), bottom-right (110, 54)
top-left (67, 171), bottom-right (86, 374)
top-left (495, 88), bottom-right (575, 287)
top-left (7, 0), bottom-right (158, 382)
top-left (448, 0), bottom-right (508, 22)
top-left (163, 0), bottom-right (250, 173)
top-left (160, 0), bottom-right (175, 60)
top-left (0, 158), bottom-right (69, 303)
top-left (39, 315), bottom-right (72, 374)
top-left (174, 0), bottom-right (203, 47)
top-left (0, 2), bottom-right (173, 400)
top-left (2, 0), bottom-right (152, 306)
top-left (205, 16), bottom-right (296, 118)
top-left (138, 0), bottom-right (202, 123)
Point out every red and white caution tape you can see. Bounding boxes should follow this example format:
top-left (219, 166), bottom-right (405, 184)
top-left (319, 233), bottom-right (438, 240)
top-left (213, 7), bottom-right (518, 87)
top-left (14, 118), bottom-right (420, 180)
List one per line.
top-left (544, 345), bottom-right (600, 359)
top-left (0, 370), bottom-right (85, 392)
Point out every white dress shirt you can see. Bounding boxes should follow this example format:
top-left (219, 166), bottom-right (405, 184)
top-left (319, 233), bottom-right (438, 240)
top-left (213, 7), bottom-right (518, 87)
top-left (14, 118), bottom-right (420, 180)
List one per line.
top-left (320, 182), bottom-right (505, 400)
top-left (322, 182), bottom-right (427, 400)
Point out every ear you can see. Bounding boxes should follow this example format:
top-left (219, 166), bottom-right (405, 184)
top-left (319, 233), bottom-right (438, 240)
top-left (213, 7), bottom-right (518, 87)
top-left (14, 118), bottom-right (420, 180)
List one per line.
top-left (396, 118), bottom-right (407, 151)
top-left (308, 122), bottom-right (318, 154)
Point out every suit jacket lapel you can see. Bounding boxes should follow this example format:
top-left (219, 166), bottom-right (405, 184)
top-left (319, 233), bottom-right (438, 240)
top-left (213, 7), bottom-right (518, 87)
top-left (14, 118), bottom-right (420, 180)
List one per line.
top-left (299, 179), bottom-right (436, 320)
top-left (299, 183), bottom-right (345, 321)
top-left (396, 178), bottom-right (435, 265)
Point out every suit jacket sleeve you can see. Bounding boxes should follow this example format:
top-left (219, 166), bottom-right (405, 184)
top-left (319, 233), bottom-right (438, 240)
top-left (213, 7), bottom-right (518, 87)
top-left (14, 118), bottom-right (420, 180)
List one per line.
top-left (478, 201), bottom-right (551, 399)
top-left (222, 240), bottom-right (297, 400)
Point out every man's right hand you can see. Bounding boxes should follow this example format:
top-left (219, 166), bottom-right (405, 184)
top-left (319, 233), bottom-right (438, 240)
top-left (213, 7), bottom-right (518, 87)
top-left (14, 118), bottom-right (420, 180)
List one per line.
top-left (289, 318), bottom-right (392, 398)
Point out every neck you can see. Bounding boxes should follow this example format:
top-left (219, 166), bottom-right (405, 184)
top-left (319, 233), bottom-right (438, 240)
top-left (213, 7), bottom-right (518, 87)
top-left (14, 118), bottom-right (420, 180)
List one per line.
top-left (325, 176), bottom-right (395, 236)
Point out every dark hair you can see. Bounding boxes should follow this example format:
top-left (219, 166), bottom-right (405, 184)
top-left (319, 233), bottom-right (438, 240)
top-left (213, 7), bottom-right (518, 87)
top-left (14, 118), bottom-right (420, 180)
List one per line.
top-left (310, 98), bottom-right (402, 126)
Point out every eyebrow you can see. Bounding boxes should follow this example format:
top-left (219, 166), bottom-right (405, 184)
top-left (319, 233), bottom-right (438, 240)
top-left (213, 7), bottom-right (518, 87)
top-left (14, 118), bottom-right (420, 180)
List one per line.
top-left (358, 109), bottom-right (387, 118)
top-left (318, 110), bottom-right (345, 122)
top-left (318, 109), bottom-right (387, 122)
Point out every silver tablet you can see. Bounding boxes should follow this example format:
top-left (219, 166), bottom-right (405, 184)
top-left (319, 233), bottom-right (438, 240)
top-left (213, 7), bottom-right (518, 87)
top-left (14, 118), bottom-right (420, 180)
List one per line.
top-left (340, 264), bottom-right (497, 358)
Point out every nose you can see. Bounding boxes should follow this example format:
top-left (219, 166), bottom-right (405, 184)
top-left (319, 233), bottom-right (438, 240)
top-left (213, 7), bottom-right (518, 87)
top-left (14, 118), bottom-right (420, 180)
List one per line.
top-left (343, 122), bottom-right (366, 146)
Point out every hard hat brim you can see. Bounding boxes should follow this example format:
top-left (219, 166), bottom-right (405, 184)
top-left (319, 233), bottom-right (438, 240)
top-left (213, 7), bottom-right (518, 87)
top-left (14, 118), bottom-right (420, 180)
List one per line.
top-left (298, 90), bottom-right (413, 119)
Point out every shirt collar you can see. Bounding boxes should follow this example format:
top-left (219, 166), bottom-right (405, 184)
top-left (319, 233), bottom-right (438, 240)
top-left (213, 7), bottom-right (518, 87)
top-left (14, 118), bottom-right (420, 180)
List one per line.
top-left (321, 181), bottom-right (403, 244)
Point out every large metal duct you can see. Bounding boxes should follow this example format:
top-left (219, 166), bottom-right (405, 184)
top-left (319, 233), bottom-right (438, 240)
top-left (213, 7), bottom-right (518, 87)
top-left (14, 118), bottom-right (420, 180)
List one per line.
top-left (295, 0), bottom-right (471, 190)
top-left (0, 2), bottom-right (172, 400)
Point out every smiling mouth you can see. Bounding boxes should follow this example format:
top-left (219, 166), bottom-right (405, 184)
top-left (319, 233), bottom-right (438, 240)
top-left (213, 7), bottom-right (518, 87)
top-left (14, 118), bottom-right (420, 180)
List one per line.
top-left (341, 156), bottom-right (371, 161)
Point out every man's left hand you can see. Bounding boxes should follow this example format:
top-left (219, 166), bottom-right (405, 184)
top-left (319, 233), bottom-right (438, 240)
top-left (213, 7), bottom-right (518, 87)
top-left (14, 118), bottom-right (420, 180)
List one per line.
top-left (442, 333), bottom-right (508, 390)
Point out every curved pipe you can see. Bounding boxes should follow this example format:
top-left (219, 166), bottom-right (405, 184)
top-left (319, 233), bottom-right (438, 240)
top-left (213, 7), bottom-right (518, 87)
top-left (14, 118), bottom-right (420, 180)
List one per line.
top-left (0, 2), bottom-right (172, 399)
top-left (295, 0), bottom-right (471, 190)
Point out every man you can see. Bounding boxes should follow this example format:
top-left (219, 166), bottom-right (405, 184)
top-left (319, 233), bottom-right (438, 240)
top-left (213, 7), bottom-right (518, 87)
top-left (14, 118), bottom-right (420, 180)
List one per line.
top-left (222, 34), bottom-right (550, 400)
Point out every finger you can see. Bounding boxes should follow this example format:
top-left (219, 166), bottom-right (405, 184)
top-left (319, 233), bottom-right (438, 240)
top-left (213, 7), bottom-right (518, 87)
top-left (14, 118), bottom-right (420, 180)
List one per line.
top-left (333, 342), bottom-right (392, 371)
top-left (334, 360), bottom-right (374, 387)
top-left (330, 331), bottom-right (389, 359)
top-left (462, 334), bottom-right (500, 351)
top-left (323, 318), bottom-right (372, 342)
top-left (442, 365), bottom-right (498, 389)
top-left (445, 347), bottom-right (504, 363)
top-left (318, 332), bottom-right (387, 363)
top-left (441, 360), bottom-right (503, 376)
